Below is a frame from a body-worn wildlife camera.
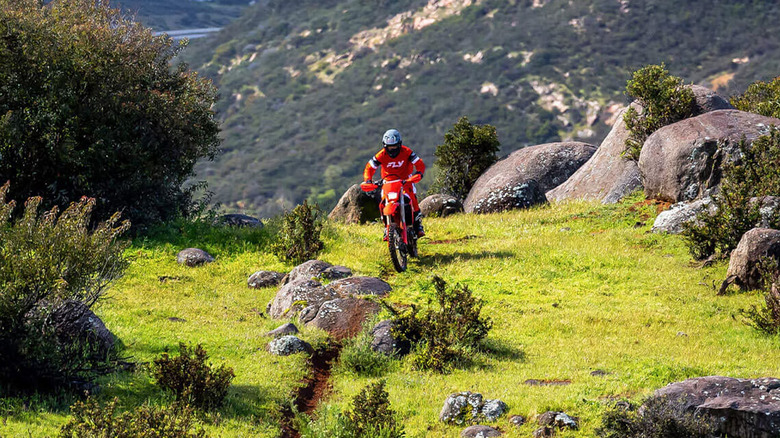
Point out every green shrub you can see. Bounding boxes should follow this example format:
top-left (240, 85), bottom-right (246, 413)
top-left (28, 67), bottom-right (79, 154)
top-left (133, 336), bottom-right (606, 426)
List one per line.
top-left (271, 200), bottom-right (324, 264)
top-left (429, 117), bottom-right (500, 200)
top-left (623, 64), bottom-right (695, 160)
top-left (59, 397), bottom-right (206, 438)
top-left (338, 326), bottom-right (394, 377)
top-left (0, 0), bottom-right (220, 229)
top-left (391, 276), bottom-right (492, 372)
top-left (741, 259), bottom-right (780, 335)
top-left (298, 381), bottom-right (404, 438)
top-left (596, 397), bottom-right (718, 438)
top-left (153, 343), bottom-right (235, 410)
top-left (0, 183), bottom-right (129, 393)
top-left (731, 76), bottom-right (780, 118)
top-left (682, 129), bottom-right (780, 259)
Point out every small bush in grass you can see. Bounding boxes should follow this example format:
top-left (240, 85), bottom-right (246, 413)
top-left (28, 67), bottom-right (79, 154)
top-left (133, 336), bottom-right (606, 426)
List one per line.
top-left (428, 116), bottom-right (500, 200)
top-left (59, 397), bottom-right (206, 438)
top-left (682, 128), bottom-right (780, 259)
top-left (339, 326), bottom-right (394, 377)
top-left (390, 276), bottom-right (492, 372)
top-left (153, 343), bottom-right (234, 410)
top-left (741, 259), bottom-right (780, 335)
top-left (271, 200), bottom-right (324, 264)
top-left (731, 76), bottom-right (780, 118)
top-left (596, 397), bottom-right (718, 438)
top-left (623, 64), bottom-right (695, 161)
top-left (298, 380), bottom-right (404, 438)
top-left (0, 182), bottom-right (130, 393)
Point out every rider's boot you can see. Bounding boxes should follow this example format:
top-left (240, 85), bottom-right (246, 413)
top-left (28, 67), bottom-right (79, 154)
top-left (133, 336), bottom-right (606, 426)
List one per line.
top-left (383, 227), bottom-right (389, 241)
top-left (413, 212), bottom-right (425, 237)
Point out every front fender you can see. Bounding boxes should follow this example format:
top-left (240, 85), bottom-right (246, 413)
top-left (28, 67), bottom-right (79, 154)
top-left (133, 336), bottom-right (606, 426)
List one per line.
top-left (383, 202), bottom-right (398, 216)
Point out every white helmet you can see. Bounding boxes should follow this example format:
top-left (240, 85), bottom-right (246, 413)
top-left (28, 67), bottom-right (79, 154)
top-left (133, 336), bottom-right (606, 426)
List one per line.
top-left (382, 129), bottom-right (402, 157)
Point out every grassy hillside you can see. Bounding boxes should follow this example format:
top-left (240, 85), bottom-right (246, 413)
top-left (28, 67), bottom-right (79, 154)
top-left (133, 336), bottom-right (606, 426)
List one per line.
top-left (179, 0), bottom-right (780, 216)
top-left (3, 195), bottom-right (779, 437)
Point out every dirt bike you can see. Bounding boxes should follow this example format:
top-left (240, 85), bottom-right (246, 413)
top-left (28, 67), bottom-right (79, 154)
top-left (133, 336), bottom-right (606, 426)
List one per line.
top-left (361, 173), bottom-right (422, 272)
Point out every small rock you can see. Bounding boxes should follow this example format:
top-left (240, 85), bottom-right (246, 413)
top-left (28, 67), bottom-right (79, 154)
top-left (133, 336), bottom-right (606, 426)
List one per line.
top-left (265, 323), bottom-right (299, 338)
top-left (481, 399), bottom-right (508, 421)
top-left (370, 320), bottom-right (410, 357)
top-left (461, 425), bottom-right (502, 437)
top-left (267, 335), bottom-right (312, 356)
top-left (532, 427), bottom-right (555, 438)
top-left (420, 194), bottom-right (464, 218)
top-left (176, 248), bottom-right (214, 267)
top-left (440, 392), bottom-right (508, 425)
top-left (590, 369), bottom-right (608, 376)
top-left (538, 411), bottom-right (578, 430)
top-left (216, 213), bottom-right (262, 228)
top-left (509, 415), bottom-right (525, 427)
top-left (248, 270), bottom-right (285, 289)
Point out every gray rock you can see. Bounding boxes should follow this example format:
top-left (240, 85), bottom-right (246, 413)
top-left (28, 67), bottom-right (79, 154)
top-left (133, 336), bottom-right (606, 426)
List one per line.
top-left (688, 84), bottom-right (734, 115)
top-left (420, 194), bottom-right (464, 218)
top-left (461, 425), bottom-right (502, 437)
top-left (304, 298), bottom-right (381, 340)
top-left (216, 213), bottom-right (262, 228)
top-left (370, 320), bottom-right (410, 356)
top-left (546, 104), bottom-right (642, 204)
top-left (651, 376), bottom-right (780, 438)
top-left (32, 300), bottom-right (116, 359)
top-left (282, 260), bottom-right (352, 284)
top-left (265, 323), bottom-right (298, 338)
top-left (267, 279), bottom-right (338, 319)
top-left (537, 411), bottom-right (578, 431)
top-left (726, 228), bottom-right (780, 290)
top-left (532, 427), bottom-right (554, 438)
top-left (509, 415), bottom-right (526, 427)
top-left (328, 184), bottom-right (382, 224)
top-left (652, 198), bottom-right (716, 234)
top-left (247, 270), bottom-right (285, 289)
top-left (466, 142), bottom-right (596, 213)
top-left (267, 335), bottom-right (313, 356)
top-left (639, 110), bottom-right (780, 203)
top-left (440, 392), bottom-right (507, 425)
top-left (176, 248), bottom-right (214, 267)
top-left (327, 277), bottom-right (392, 296)
top-left (750, 196), bottom-right (780, 228)
top-left (322, 265), bottom-right (352, 280)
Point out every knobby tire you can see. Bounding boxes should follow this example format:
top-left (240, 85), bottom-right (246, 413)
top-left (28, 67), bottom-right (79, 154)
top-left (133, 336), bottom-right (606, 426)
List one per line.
top-left (388, 224), bottom-right (407, 272)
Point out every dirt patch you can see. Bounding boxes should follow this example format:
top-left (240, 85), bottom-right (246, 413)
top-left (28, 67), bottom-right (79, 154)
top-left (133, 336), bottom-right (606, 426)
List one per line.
top-left (280, 342), bottom-right (342, 438)
top-left (630, 199), bottom-right (672, 215)
top-left (523, 379), bottom-right (572, 386)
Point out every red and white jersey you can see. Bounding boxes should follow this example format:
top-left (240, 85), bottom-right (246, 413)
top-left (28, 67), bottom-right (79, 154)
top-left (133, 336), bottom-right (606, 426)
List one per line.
top-left (363, 145), bottom-right (426, 182)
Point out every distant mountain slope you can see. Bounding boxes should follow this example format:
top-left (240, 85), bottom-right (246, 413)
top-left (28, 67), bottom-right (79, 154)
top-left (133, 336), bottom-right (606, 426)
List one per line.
top-left (181, 0), bottom-right (780, 216)
top-left (114, 0), bottom-right (250, 31)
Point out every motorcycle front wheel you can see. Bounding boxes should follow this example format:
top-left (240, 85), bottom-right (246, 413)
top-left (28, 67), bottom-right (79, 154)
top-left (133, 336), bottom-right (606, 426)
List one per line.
top-left (388, 224), bottom-right (407, 272)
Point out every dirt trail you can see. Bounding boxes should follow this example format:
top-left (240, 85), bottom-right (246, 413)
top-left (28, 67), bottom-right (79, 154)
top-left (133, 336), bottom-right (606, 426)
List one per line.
top-left (280, 343), bottom-right (342, 438)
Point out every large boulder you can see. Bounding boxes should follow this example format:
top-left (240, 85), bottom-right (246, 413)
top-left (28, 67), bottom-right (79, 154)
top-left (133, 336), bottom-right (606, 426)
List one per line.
top-left (305, 298), bottom-right (381, 340)
top-left (326, 277), bottom-right (392, 296)
top-left (651, 376), bottom-right (780, 438)
top-left (546, 105), bottom-right (642, 204)
top-left (420, 194), bottom-right (463, 217)
top-left (328, 184), bottom-right (381, 224)
top-left (268, 279), bottom-right (339, 319)
top-left (465, 142), bottom-right (594, 214)
top-left (176, 248), bottom-right (214, 267)
top-left (726, 228), bottom-right (780, 290)
top-left (48, 300), bottom-right (116, 358)
top-left (639, 110), bottom-right (780, 202)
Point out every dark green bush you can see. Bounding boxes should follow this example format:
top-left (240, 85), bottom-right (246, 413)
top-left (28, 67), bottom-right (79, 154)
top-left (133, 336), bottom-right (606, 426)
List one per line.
top-left (153, 343), bottom-right (235, 410)
top-left (271, 200), bottom-right (324, 264)
top-left (596, 397), bottom-right (718, 438)
top-left (731, 76), bottom-right (780, 118)
top-left (682, 129), bottom-right (780, 259)
top-left (338, 326), bottom-right (394, 377)
top-left (623, 64), bottom-right (695, 161)
top-left (391, 276), bottom-right (492, 372)
top-left (429, 117), bottom-right (500, 200)
top-left (0, 0), bottom-right (220, 229)
top-left (0, 183), bottom-right (130, 393)
top-left (741, 259), bottom-right (780, 335)
top-left (59, 397), bottom-right (206, 438)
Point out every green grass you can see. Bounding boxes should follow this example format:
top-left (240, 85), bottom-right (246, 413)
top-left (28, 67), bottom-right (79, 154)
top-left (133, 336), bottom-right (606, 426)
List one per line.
top-left (3, 194), bottom-right (779, 437)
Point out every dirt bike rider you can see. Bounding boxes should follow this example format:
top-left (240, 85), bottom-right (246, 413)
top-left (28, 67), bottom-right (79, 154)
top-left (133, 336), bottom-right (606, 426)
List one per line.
top-left (363, 128), bottom-right (426, 238)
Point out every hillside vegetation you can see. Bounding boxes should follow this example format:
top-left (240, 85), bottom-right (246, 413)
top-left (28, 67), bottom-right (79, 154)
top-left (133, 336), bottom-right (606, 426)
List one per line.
top-left (180, 0), bottom-right (780, 216)
top-left (3, 195), bottom-right (778, 437)
top-left (112, 0), bottom-right (251, 31)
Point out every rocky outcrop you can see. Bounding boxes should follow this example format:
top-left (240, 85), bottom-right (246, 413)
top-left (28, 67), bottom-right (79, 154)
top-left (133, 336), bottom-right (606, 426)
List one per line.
top-left (546, 105), bottom-right (642, 204)
top-left (176, 248), bottom-right (214, 267)
top-left (304, 298), bottom-right (381, 339)
top-left (726, 228), bottom-right (780, 290)
top-left (326, 277), bottom-right (392, 296)
top-left (420, 194), bottom-right (463, 217)
top-left (440, 392), bottom-right (508, 425)
top-left (639, 110), bottom-right (780, 203)
top-left (328, 184), bottom-right (381, 224)
top-left (247, 270), bottom-right (285, 289)
top-left (651, 376), bottom-right (780, 438)
top-left (652, 198), bottom-right (716, 234)
top-left (282, 260), bottom-right (352, 284)
top-left (465, 142), bottom-right (595, 213)
top-left (268, 279), bottom-right (339, 319)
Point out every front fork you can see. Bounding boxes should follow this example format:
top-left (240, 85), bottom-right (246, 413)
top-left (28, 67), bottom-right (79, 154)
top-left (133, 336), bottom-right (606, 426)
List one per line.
top-left (382, 189), bottom-right (408, 245)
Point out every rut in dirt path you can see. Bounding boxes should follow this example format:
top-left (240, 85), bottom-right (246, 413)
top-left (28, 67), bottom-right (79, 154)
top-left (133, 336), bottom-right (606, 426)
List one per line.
top-left (280, 342), bottom-right (342, 438)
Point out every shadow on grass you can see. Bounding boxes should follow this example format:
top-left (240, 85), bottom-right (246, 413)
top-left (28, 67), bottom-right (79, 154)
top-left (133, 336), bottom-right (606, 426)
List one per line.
top-left (416, 251), bottom-right (515, 267)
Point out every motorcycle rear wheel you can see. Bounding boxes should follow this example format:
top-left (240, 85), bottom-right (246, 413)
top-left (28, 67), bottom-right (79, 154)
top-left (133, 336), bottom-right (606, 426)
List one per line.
top-left (388, 224), bottom-right (407, 272)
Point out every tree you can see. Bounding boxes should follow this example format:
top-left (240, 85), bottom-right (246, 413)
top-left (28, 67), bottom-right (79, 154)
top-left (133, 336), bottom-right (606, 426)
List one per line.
top-left (0, 0), bottom-right (220, 229)
top-left (429, 117), bottom-right (500, 200)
